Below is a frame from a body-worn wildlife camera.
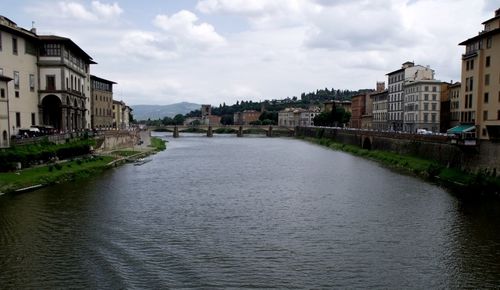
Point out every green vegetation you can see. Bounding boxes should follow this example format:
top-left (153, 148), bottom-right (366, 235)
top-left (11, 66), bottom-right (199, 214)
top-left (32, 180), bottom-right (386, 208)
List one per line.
top-left (0, 139), bottom-right (96, 171)
top-left (150, 137), bottom-right (167, 151)
top-left (305, 137), bottom-right (500, 195)
top-left (214, 128), bottom-right (236, 134)
top-left (313, 107), bottom-right (351, 127)
top-left (0, 156), bottom-right (114, 193)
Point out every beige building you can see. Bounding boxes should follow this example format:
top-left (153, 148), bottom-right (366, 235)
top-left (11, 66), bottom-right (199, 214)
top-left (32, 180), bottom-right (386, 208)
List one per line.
top-left (0, 16), bottom-right (39, 137)
top-left (459, 8), bottom-right (500, 140)
top-left (91, 75), bottom-right (115, 129)
top-left (112, 100), bottom-right (132, 129)
top-left (372, 90), bottom-right (388, 131)
top-left (278, 107), bottom-right (319, 127)
top-left (403, 80), bottom-right (442, 133)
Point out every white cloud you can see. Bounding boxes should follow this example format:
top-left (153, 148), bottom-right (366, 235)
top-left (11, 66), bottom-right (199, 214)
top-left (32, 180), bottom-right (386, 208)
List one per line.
top-left (118, 30), bottom-right (177, 61)
top-left (32, 1), bottom-right (123, 22)
top-left (153, 10), bottom-right (226, 49)
top-left (91, 1), bottom-right (123, 19)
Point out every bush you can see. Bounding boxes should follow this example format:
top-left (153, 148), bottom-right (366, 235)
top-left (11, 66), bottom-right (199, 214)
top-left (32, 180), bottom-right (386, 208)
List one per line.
top-left (54, 164), bottom-right (62, 170)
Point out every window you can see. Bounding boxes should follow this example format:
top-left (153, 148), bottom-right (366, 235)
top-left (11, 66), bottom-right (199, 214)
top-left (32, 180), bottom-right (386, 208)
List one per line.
top-left (0, 88), bottom-right (4, 98)
top-left (432, 103), bottom-right (437, 111)
top-left (432, 86), bottom-right (437, 92)
top-left (41, 43), bottom-right (61, 56)
top-left (470, 59), bottom-right (474, 70)
top-left (46, 75), bottom-right (55, 90)
top-left (16, 112), bottom-right (21, 127)
top-left (485, 92), bottom-right (489, 103)
top-left (14, 71), bottom-right (19, 89)
top-left (482, 128), bottom-right (487, 137)
top-left (424, 113), bottom-right (428, 122)
top-left (12, 37), bottom-right (17, 54)
top-left (15, 91), bottom-right (19, 98)
top-left (424, 94), bottom-right (429, 101)
top-left (431, 113), bottom-right (436, 122)
top-left (0, 31), bottom-right (2, 51)
top-left (485, 74), bottom-right (490, 86)
top-left (487, 37), bottom-right (492, 49)
top-left (424, 103), bottom-right (429, 110)
top-left (29, 74), bottom-right (35, 91)
top-left (484, 111), bottom-right (488, 121)
top-left (31, 113), bottom-right (36, 126)
top-left (432, 94), bottom-right (437, 101)
top-left (486, 56), bottom-right (491, 67)
top-left (2, 131), bottom-right (6, 142)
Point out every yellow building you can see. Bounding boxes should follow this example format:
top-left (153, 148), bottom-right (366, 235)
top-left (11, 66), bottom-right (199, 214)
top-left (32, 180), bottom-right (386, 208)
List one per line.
top-left (458, 8), bottom-right (500, 140)
top-left (91, 75), bottom-right (115, 129)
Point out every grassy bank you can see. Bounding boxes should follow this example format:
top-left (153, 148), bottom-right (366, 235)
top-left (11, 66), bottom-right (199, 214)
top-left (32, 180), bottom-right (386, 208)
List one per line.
top-left (303, 137), bottom-right (500, 196)
top-left (150, 137), bottom-right (167, 151)
top-left (0, 156), bottom-right (115, 194)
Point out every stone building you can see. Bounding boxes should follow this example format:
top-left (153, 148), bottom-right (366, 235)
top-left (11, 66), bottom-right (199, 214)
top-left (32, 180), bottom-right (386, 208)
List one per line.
top-left (90, 75), bottom-right (115, 129)
top-left (234, 110), bottom-right (260, 125)
top-left (458, 8), bottom-right (500, 140)
top-left (403, 80), bottom-right (442, 133)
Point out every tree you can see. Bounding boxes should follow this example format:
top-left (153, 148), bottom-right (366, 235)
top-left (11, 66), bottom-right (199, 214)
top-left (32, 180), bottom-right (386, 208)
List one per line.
top-left (173, 114), bottom-right (185, 125)
top-left (220, 114), bottom-right (233, 125)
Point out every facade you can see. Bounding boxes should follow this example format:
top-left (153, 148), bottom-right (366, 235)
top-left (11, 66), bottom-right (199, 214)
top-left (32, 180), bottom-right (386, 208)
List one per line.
top-left (90, 75), bottom-right (115, 129)
top-left (387, 62), bottom-right (434, 131)
top-left (403, 80), bottom-right (442, 133)
top-left (234, 110), bottom-right (260, 125)
top-left (112, 100), bottom-right (123, 129)
top-left (0, 16), bottom-right (39, 138)
top-left (38, 35), bottom-right (95, 132)
top-left (350, 94), bottom-right (366, 129)
top-left (449, 82), bottom-right (461, 128)
top-left (0, 15), bottom-right (96, 144)
top-left (278, 107), bottom-right (319, 127)
top-left (458, 8), bottom-right (500, 140)
top-left (372, 90), bottom-right (389, 131)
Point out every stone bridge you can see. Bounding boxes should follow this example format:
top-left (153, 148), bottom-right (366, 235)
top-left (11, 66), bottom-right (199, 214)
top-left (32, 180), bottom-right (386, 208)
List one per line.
top-left (154, 125), bottom-right (294, 137)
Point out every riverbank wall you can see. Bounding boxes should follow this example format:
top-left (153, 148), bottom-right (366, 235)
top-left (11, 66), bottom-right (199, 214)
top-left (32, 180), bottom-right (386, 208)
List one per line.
top-left (296, 127), bottom-right (500, 173)
top-left (94, 130), bottom-right (140, 152)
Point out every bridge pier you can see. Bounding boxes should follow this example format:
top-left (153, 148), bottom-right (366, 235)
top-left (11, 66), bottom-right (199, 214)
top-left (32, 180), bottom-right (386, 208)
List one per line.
top-left (237, 126), bottom-right (243, 137)
top-left (207, 126), bottom-right (213, 137)
top-left (173, 126), bottom-right (179, 138)
top-left (266, 126), bottom-right (273, 137)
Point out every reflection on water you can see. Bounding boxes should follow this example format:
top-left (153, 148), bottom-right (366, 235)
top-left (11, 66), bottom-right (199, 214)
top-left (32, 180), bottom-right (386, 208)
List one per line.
top-left (1, 134), bottom-right (500, 288)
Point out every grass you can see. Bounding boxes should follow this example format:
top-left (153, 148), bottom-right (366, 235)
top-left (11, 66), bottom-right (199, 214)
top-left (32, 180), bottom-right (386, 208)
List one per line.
top-left (0, 156), bottom-right (115, 193)
top-left (150, 137), bottom-right (167, 151)
top-left (111, 150), bottom-right (137, 157)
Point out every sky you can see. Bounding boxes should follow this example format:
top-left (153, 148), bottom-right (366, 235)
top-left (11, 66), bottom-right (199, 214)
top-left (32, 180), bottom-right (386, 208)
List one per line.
top-left (2, 0), bottom-right (498, 106)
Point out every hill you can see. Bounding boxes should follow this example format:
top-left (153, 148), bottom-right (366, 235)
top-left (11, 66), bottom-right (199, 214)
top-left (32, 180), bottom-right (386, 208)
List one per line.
top-left (131, 102), bottom-right (201, 120)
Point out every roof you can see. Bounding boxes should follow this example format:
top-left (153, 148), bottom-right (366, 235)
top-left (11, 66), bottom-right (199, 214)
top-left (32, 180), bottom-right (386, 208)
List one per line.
top-left (90, 75), bottom-right (117, 84)
top-left (386, 67), bottom-right (404, 76)
top-left (39, 35), bottom-right (97, 64)
top-left (459, 28), bottom-right (500, 45)
top-left (447, 124), bottom-right (476, 134)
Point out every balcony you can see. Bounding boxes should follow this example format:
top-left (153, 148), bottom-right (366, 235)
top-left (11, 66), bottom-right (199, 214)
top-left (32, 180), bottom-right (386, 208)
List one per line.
top-left (462, 50), bottom-right (478, 60)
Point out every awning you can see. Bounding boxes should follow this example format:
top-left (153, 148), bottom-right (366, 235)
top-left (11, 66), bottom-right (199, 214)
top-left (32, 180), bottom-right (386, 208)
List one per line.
top-left (447, 124), bottom-right (475, 134)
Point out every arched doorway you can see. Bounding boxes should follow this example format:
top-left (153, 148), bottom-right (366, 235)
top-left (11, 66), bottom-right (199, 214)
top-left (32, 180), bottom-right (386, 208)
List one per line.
top-left (42, 95), bottom-right (62, 131)
top-left (362, 137), bottom-right (372, 150)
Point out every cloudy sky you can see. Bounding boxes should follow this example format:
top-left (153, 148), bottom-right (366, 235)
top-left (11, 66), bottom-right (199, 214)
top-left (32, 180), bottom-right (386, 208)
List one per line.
top-left (3, 0), bottom-right (498, 105)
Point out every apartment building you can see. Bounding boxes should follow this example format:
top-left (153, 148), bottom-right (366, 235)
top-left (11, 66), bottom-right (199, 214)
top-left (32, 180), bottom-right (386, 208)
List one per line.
top-left (448, 82), bottom-right (461, 128)
top-left (372, 90), bottom-right (388, 131)
top-left (387, 61), bottom-right (434, 131)
top-left (91, 75), bottom-right (115, 129)
top-left (403, 80), bottom-right (442, 133)
top-left (234, 110), bottom-right (260, 125)
top-left (458, 8), bottom-right (500, 140)
top-left (0, 16), bottom-right (39, 138)
top-left (278, 108), bottom-right (319, 127)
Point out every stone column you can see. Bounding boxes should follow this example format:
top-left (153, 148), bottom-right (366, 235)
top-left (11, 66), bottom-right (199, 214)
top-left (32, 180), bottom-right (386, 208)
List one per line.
top-left (237, 126), bottom-right (243, 137)
top-left (173, 126), bottom-right (179, 138)
top-left (207, 126), bottom-right (213, 137)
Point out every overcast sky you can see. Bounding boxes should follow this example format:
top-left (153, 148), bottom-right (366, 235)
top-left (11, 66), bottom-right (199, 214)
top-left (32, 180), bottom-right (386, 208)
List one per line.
top-left (2, 0), bottom-right (498, 105)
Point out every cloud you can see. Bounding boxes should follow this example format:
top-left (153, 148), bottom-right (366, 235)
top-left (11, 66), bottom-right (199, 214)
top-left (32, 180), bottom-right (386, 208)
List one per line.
top-left (153, 10), bottom-right (225, 49)
top-left (31, 1), bottom-right (123, 22)
top-left (118, 30), bottom-right (177, 61)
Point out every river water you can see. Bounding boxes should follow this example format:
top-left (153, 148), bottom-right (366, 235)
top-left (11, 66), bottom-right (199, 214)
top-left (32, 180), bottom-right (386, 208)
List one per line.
top-left (1, 134), bottom-right (500, 288)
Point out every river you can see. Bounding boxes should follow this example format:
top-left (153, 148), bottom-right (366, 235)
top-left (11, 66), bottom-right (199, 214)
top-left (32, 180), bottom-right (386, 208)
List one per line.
top-left (1, 134), bottom-right (500, 288)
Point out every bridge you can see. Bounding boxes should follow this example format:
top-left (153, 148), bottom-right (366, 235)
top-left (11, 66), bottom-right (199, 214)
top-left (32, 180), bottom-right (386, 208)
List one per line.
top-left (153, 125), bottom-right (295, 137)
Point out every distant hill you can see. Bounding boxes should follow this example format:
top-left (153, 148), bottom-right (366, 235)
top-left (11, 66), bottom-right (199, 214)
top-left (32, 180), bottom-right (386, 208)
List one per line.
top-left (131, 102), bottom-right (201, 120)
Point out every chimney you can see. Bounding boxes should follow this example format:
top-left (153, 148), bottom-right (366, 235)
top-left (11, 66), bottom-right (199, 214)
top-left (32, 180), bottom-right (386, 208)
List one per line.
top-left (30, 21), bottom-right (36, 34)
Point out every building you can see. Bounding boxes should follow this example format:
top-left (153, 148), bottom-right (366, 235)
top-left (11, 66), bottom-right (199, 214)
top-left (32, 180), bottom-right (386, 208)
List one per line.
top-left (350, 94), bottom-right (366, 129)
top-left (90, 75), bottom-right (115, 130)
top-left (112, 100), bottom-right (123, 129)
top-left (403, 80), bottom-right (442, 133)
top-left (38, 35), bottom-right (95, 132)
top-left (458, 8), bottom-right (500, 140)
top-left (387, 61), bottom-right (434, 131)
top-left (278, 107), bottom-right (320, 127)
top-left (449, 82), bottom-right (461, 128)
top-left (0, 15), bottom-right (96, 144)
top-left (234, 110), bottom-right (260, 125)
top-left (440, 82), bottom-right (452, 133)
top-left (372, 90), bottom-right (388, 131)
top-left (0, 16), bottom-right (40, 139)
top-left (323, 100), bottom-right (352, 113)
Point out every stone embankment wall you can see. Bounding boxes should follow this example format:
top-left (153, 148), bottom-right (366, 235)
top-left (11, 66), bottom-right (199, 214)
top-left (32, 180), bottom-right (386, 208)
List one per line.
top-left (95, 130), bottom-right (139, 151)
top-left (296, 127), bottom-right (500, 173)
